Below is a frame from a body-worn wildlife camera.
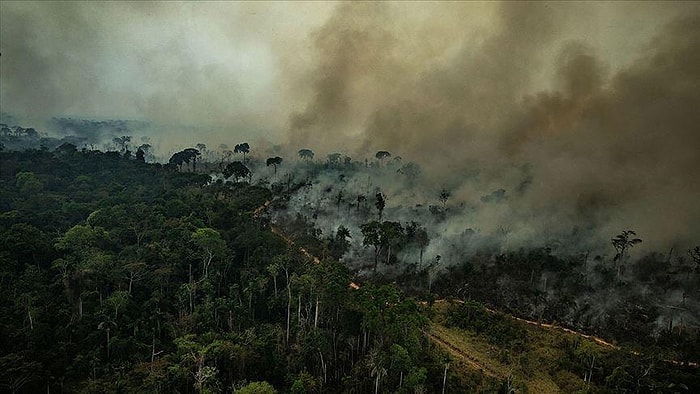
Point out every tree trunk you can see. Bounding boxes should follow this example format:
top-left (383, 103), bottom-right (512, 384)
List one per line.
top-left (189, 264), bottom-right (194, 313)
top-left (587, 355), bottom-right (595, 389)
top-left (374, 246), bottom-right (379, 271)
top-left (314, 296), bottom-right (320, 328)
top-left (286, 275), bottom-right (291, 344)
top-left (442, 363), bottom-right (449, 394)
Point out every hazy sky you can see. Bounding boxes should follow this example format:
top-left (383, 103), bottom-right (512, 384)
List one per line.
top-left (2, 1), bottom-right (699, 247)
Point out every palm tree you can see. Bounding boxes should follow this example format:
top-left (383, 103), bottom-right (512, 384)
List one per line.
top-left (368, 349), bottom-right (387, 394)
top-left (375, 150), bottom-right (391, 164)
top-left (234, 143), bottom-right (250, 162)
top-left (298, 148), bottom-right (314, 161)
top-left (611, 230), bottom-right (642, 278)
top-left (266, 156), bottom-right (283, 175)
top-left (98, 314), bottom-right (117, 359)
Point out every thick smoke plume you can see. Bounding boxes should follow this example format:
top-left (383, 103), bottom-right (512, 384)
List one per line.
top-left (284, 2), bottom-right (700, 250)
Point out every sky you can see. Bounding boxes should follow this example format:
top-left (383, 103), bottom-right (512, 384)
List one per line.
top-left (1, 1), bottom-right (699, 249)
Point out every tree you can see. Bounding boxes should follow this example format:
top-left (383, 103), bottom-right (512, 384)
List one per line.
top-left (381, 221), bottom-right (405, 266)
top-left (611, 230), bottom-right (642, 278)
top-left (218, 144), bottom-right (232, 162)
top-left (135, 147), bottom-right (146, 162)
top-left (359, 221), bottom-right (405, 270)
top-left (169, 148), bottom-right (201, 172)
top-left (53, 224), bottom-right (112, 319)
top-left (0, 353), bottom-right (40, 394)
top-left (327, 152), bottom-right (342, 165)
top-left (183, 148), bottom-right (201, 171)
top-left (106, 290), bottom-right (129, 321)
top-left (224, 161), bottom-right (251, 182)
top-left (137, 143), bottom-right (152, 162)
top-left (266, 156), bottom-right (283, 175)
top-left (328, 225), bottom-right (351, 260)
top-left (357, 194), bottom-right (367, 213)
top-left (15, 171), bottom-right (43, 195)
top-left (234, 142), bottom-right (250, 162)
top-left (689, 246), bottom-right (700, 269)
top-left (172, 335), bottom-right (223, 394)
top-left (361, 221), bottom-right (383, 271)
top-left (196, 143), bottom-right (207, 157)
top-left (124, 261), bottom-right (148, 294)
top-left (237, 381), bottom-right (277, 394)
top-left (375, 192), bottom-right (386, 221)
top-left (335, 190), bottom-right (344, 213)
top-left (575, 340), bottom-right (601, 390)
top-left (367, 349), bottom-right (386, 394)
top-left (406, 222), bottom-right (429, 267)
top-left (427, 255), bottom-right (441, 292)
top-left (98, 314), bottom-right (117, 359)
top-left (439, 189), bottom-right (450, 208)
top-left (190, 228), bottom-right (227, 282)
top-left (398, 163), bottom-right (421, 185)
top-left (112, 135), bottom-right (131, 153)
top-left (375, 151), bottom-right (391, 163)
top-left (298, 148), bottom-right (314, 161)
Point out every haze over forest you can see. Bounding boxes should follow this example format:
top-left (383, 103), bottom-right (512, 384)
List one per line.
top-left (2, 1), bottom-right (700, 251)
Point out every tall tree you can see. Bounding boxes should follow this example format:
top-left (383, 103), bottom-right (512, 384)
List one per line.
top-left (266, 156), bottom-right (283, 175)
top-left (361, 221), bottom-right (383, 271)
top-left (611, 230), bottom-right (642, 278)
top-left (234, 143), bottom-right (250, 162)
top-left (689, 246), bottom-right (700, 269)
top-left (327, 153), bottom-right (342, 165)
top-left (375, 192), bottom-right (386, 221)
top-left (406, 222), bottom-right (429, 267)
top-left (381, 221), bottom-right (405, 266)
top-left (224, 161), bottom-right (251, 182)
top-left (298, 148), bottom-right (314, 161)
top-left (375, 151), bottom-right (391, 164)
top-left (190, 228), bottom-right (227, 282)
top-left (112, 135), bottom-right (131, 153)
top-left (439, 189), bottom-right (450, 208)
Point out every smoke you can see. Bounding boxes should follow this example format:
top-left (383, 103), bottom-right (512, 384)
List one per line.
top-left (283, 2), bottom-right (700, 250)
top-left (2, 2), bottom-right (699, 248)
top-left (0, 2), bottom-right (332, 146)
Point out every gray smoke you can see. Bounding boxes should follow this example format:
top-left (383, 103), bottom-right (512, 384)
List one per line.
top-left (283, 2), bottom-right (700, 250)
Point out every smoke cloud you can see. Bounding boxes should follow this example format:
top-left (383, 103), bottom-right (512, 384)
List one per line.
top-left (2, 1), bottom-right (699, 248)
top-left (282, 2), bottom-right (700, 250)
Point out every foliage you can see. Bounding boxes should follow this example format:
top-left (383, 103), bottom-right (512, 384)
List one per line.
top-left (447, 301), bottom-right (528, 350)
top-left (1, 145), bottom-right (698, 393)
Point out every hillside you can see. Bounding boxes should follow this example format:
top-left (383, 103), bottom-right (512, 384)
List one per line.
top-left (1, 147), bottom-right (698, 393)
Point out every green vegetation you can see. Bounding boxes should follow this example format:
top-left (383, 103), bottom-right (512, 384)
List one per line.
top-left (0, 148), bottom-right (435, 393)
top-left (1, 146), bottom-right (698, 393)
